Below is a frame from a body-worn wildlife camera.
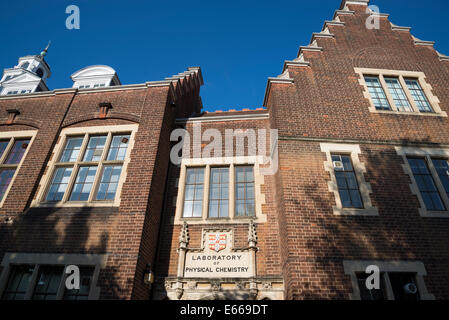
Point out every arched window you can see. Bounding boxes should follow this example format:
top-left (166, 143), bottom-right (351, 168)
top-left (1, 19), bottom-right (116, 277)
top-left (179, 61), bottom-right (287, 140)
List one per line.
top-left (20, 62), bottom-right (30, 69)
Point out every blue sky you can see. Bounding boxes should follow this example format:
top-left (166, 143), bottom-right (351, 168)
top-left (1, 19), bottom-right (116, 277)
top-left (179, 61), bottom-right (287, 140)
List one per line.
top-left (1, 0), bottom-right (448, 112)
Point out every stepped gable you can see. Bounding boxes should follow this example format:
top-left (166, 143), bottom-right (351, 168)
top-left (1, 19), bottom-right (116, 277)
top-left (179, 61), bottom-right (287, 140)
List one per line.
top-left (263, 0), bottom-right (449, 107)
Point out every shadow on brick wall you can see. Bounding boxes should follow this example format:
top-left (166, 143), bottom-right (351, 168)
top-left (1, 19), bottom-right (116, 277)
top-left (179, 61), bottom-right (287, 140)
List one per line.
top-left (284, 137), bottom-right (449, 300)
top-left (0, 206), bottom-right (125, 299)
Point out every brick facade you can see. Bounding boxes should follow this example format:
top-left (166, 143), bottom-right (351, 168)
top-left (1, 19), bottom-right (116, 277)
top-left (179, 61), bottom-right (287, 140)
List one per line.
top-left (0, 69), bottom-right (203, 299)
top-left (264, 0), bottom-right (449, 299)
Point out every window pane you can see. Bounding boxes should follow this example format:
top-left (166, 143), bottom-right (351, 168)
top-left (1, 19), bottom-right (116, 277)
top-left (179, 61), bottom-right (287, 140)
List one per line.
top-left (236, 184), bottom-right (245, 199)
top-left (186, 170), bottom-right (196, 184)
top-left (211, 169), bottom-right (220, 183)
top-left (247, 184), bottom-right (255, 199)
top-left (349, 189), bottom-right (363, 208)
top-left (59, 137), bottom-right (83, 162)
top-left (45, 167), bottom-right (73, 201)
top-left (96, 165), bottom-right (122, 200)
top-left (184, 185), bottom-right (195, 200)
top-left (332, 155), bottom-right (363, 209)
top-left (345, 172), bottom-right (358, 189)
top-left (196, 169), bottom-right (204, 183)
top-left (183, 201), bottom-right (193, 218)
top-left (405, 79), bottom-right (433, 113)
top-left (0, 140), bottom-right (10, 159)
top-left (194, 185), bottom-right (203, 200)
top-left (222, 169), bottom-right (229, 183)
top-left (208, 200), bottom-right (219, 218)
top-left (236, 167), bottom-right (246, 183)
top-left (364, 76), bottom-right (391, 110)
top-left (384, 78), bottom-right (413, 112)
top-left (421, 192), bottom-right (433, 211)
top-left (221, 184), bottom-right (229, 199)
top-left (236, 200), bottom-right (245, 217)
top-left (407, 158), bottom-right (445, 211)
top-left (193, 202), bottom-right (203, 218)
top-left (220, 202), bottom-right (229, 217)
top-left (246, 199), bottom-right (255, 216)
top-left (4, 139), bottom-right (30, 164)
top-left (210, 185), bottom-right (220, 199)
top-left (63, 267), bottom-right (94, 300)
top-left (2, 265), bottom-right (34, 300)
top-left (389, 273), bottom-right (420, 301)
top-left (83, 136), bottom-right (107, 162)
top-left (235, 166), bottom-right (255, 217)
top-left (335, 171), bottom-right (347, 189)
top-left (356, 273), bottom-right (386, 301)
top-left (208, 167), bottom-right (229, 218)
top-left (342, 156), bottom-right (353, 171)
top-left (432, 159), bottom-right (449, 199)
top-left (32, 266), bottom-right (63, 300)
top-left (107, 134), bottom-right (130, 161)
top-left (69, 166), bottom-right (97, 201)
top-left (339, 189), bottom-right (351, 207)
top-left (0, 169), bottom-right (16, 201)
top-left (183, 168), bottom-right (204, 217)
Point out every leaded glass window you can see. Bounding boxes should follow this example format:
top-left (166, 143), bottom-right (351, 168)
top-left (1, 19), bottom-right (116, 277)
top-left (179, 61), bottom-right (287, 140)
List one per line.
top-left (183, 167), bottom-right (204, 217)
top-left (208, 167), bottom-right (229, 218)
top-left (407, 158), bottom-right (445, 211)
top-left (384, 77), bottom-right (413, 112)
top-left (235, 166), bottom-right (255, 217)
top-left (44, 131), bottom-right (131, 203)
top-left (364, 76), bottom-right (391, 110)
top-left (332, 154), bottom-right (363, 208)
top-left (405, 79), bottom-right (433, 113)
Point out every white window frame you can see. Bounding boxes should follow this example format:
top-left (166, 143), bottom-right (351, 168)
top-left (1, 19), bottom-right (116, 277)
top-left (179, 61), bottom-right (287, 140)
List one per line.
top-left (32, 124), bottom-right (138, 208)
top-left (355, 68), bottom-right (447, 117)
top-left (0, 253), bottom-right (107, 300)
top-left (0, 130), bottom-right (37, 207)
top-left (343, 260), bottom-right (435, 300)
top-left (77, 82), bottom-right (109, 90)
top-left (321, 143), bottom-right (378, 216)
top-left (395, 146), bottom-right (449, 218)
top-left (173, 156), bottom-right (266, 225)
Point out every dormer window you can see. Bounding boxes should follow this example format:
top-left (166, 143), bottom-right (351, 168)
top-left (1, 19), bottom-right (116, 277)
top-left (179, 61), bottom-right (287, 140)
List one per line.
top-left (71, 65), bottom-right (121, 89)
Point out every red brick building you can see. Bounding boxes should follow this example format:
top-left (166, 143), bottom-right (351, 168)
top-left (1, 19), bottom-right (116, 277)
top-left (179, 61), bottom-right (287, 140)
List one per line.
top-left (1, 0), bottom-right (448, 300)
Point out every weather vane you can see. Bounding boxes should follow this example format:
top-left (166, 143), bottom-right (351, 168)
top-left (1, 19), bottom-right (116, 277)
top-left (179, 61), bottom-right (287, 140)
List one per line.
top-left (40, 41), bottom-right (51, 57)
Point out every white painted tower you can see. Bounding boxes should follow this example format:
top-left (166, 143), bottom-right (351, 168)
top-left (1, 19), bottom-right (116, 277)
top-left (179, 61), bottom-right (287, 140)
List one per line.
top-left (0, 43), bottom-right (52, 95)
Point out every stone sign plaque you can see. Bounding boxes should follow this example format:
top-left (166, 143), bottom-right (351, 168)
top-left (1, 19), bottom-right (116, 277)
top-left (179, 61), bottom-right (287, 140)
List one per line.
top-left (184, 231), bottom-right (253, 278)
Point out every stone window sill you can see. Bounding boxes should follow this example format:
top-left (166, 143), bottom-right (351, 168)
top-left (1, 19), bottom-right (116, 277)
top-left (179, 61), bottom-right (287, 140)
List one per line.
top-left (418, 209), bottom-right (449, 218)
top-left (173, 216), bottom-right (261, 225)
top-left (370, 110), bottom-right (447, 117)
top-left (34, 201), bottom-right (117, 208)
